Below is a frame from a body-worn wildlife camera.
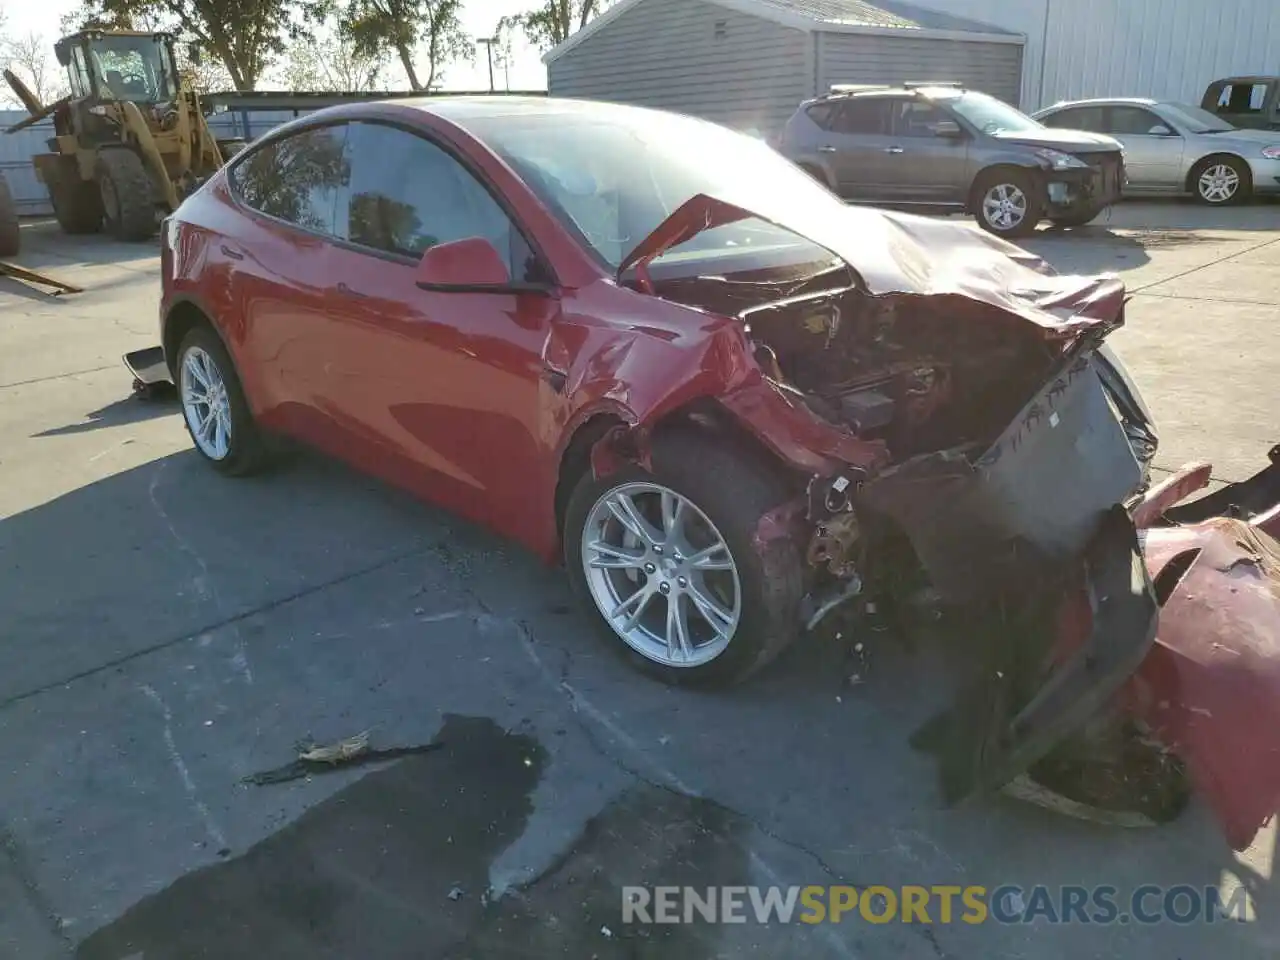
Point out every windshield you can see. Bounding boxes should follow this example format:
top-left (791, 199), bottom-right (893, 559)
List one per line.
top-left (1158, 102), bottom-right (1236, 133)
top-left (88, 36), bottom-right (178, 102)
top-left (946, 91), bottom-right (1043, 135)
top-left (465, 108), bottom-right (833, 271)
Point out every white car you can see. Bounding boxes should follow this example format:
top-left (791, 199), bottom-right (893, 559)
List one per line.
top-left (1034, 97), bottom-right (1280, 205)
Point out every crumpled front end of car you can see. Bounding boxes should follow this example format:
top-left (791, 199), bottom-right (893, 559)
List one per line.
top-left (614, 192), bottom-right (1280, 848)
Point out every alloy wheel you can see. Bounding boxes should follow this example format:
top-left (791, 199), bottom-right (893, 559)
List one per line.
top-left (982, 183), bottom-right (1028, 231)
top-left (1198, 164), bottom-right (1240, 203)
top-left (180, 345), bottom-right (233, 460)
top-left (581, 482), bottom-right (742, 668)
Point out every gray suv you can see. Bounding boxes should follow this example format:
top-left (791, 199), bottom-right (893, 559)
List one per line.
top-left (778, 84), bottom-right (1126, 238)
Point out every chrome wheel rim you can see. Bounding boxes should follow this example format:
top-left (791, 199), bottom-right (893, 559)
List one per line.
top-left (581, 482), bottom-right (742, 668)
top-left (1198, 164), bottom-right (1239, 203)
top-left (180, 346), bottom-right (232, 460)
top-left (982, 183), bottom-right (1028, 231)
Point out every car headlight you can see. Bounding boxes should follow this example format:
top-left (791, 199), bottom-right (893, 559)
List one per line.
top-left (1262, 146), bottom-right (1280, 160)
top-left (1034, 148), bottom-right (1089, 171)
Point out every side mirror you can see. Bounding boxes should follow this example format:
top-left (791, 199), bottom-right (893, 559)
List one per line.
top-left (415, 237), bottom-right (552, 294)
top-left (54, 44), bottom-right (71, 67)
top-left (1148, 124), bottom-right (1175, 136)
top-left (933, 119), bottom-right (964, 139)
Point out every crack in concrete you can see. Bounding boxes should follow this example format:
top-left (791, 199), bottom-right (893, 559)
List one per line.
top-left (1129, 233), bottom-right (1280, 294)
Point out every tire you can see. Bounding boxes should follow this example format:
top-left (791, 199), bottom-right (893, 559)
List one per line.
top-left (1049, 204), bottom-right (1104, 228)
top-left (1192, 155), bottom-right (1251, 205)
top-left (95, 149), bottom-right (156, 241)
top-left (49, 172), bottom-right (104, 235)
top-left (0, 174), bottom-right (19, 257)
top-left (175, 324), bottom-right (272, 477)
top-left (973, 168), bottom-right (1043, 238)
top-left (564, 426), bottom-right (804, 687)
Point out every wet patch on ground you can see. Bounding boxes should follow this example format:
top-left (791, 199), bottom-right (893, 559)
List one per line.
top-left (73, 714), bottom-right (764, 959)
top-left (77, 715), bottom-right (546, 960)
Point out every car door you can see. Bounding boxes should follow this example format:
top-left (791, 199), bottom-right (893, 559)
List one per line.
top-left (1102, 106), bottom-right (1185, 188)
top-left (821, 97), bottom-right (898, 200)
top-left (318, 120), bottom-right (558, 542)
top-left (882, 98), bottom-right (970, 204)
top-left (223, 123), bottom-right (351, 432)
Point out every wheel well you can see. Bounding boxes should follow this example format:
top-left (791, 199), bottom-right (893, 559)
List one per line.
top-left (797, 162), bottom-right (832, 189)
top-left (969, 164), bottom-right (1037, 212)
top-left (552, 399), bottom-right (802, 545)
top-left (163, 300), bottom-right (211, 377)
top-left (1185, 153), bottom-right (1251, 193)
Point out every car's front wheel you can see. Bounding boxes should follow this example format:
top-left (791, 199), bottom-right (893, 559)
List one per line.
top-left (973, 169), bottom-right (1043, 238)
top-left (176, 324), bottom-right (272, 476)
top-left (565, 427), bottom-right (803, 687)
top-left (1193, 156), bottom-right (1251, 205)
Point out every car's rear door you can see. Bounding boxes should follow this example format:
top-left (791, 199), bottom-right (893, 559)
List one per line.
top-left (223, 122), bottom-right (351, 432)
top-left (881, 97), bottom-right (970, 204)
top-left (318, 119), bottom-right (557, 543)
top-left (821, 97), bottom-right (898, 200)
top-left (1101, 105), bottom-right (1185, 188)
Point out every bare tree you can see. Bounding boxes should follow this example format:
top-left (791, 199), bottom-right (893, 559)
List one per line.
top-left (340, 0), bottom-right (469, 91)
top-left (4, 31), bottom-right (69, 107)
top-left (281, 32), bottom-right (386, 91)
top-left (500, 0), bottom-right (611, 50)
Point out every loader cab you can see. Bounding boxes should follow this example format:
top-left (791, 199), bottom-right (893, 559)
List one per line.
top-left (55, 31), bottom-right (180, 105)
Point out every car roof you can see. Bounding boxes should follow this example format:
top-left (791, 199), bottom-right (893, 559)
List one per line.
top-left (1041, 97), bottom-right (1158, 110)
top-left (346, 95), bottom-right (660, 124)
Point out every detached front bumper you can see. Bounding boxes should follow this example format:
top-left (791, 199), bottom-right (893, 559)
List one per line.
top-left (1045, 155), bottom-right (1125, 211)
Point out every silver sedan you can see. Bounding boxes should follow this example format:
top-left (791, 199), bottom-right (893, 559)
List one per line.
top-left (1033, 98), bottom-right (1280, 204)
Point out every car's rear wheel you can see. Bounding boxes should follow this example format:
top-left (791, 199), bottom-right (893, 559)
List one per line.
top-left (1192, 156), bottom-right (1251, 205)
top-left (176, 324), bottom-right (272, 476)
top-left (973, 169), bottom-right (1043, 238)
top-left (565, 427), bottom-right (803, 687)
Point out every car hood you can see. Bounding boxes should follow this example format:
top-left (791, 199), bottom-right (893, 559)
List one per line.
top-left (992, 127), bottom-right (1123, 152)
top-left (618, 191), bottom-right (1127, 337)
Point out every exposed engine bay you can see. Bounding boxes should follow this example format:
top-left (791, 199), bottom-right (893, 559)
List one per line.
top-left (654, 263), bottom-right (1066, 462)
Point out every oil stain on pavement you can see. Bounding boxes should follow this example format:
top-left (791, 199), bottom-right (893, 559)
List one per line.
top-left (76, 715), bottom-right (752, 959)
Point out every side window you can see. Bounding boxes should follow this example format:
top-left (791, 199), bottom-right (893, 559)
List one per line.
top-left (1106, 106), bottom-right (1168, 135)
top-left (1042, 106), bottom-right (1105, 131)
top-left (230, 125), bottom-right (350, 235)
top-left (68, 47), bottom-right (92, 98)
top-left (891, 99), bottom-right (949, 137)
top-left (805, 102), bottom-right (838, 130)
top-left (830, 98), bottom-right (892, 135)
top-left (340, 122), bottom-right (526, 275)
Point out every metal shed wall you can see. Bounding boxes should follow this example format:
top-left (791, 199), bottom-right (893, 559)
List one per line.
top-left (547, 0), bottom-right (812, 135)
top-left (816, 32), bottom-right (1024, 105)
top-left (0, 109), bottom-right (300, 217)
top-left (918, 0), bottom-right (1280, 111)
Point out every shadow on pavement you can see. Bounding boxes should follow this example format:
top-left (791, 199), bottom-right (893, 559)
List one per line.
top-left (33, 392), bottom-right (177, 438)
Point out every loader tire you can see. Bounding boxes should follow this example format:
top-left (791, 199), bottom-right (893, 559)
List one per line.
top-left (0, 175), bottom-right (19, 257)
top-left (49, 173), bottom-right (104, 235)
top-left (96, 149), bottom-right (156, 242)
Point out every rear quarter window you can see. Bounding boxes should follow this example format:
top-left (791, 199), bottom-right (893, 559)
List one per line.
top-left (805, 103), bottom-right (838, 130)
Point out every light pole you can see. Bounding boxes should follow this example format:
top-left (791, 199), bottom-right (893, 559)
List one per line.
top-left (476, 36), bottom-right (498, 92)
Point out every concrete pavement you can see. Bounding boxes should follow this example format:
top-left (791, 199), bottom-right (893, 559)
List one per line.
top-left (1, 203), bottom-right (1278, 959)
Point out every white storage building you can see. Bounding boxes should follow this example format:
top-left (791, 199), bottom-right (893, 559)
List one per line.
top-left (544, 0), bottom-right (1027, 136)
top-left (887, 0), bottom-right (1280, 111)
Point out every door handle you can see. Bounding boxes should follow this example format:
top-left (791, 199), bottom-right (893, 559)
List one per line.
top-left (220, 244), bottom-right (244, 261)
top-left (336, 282), bottom-right (368, 298)
top-left (884, 146), bottom-right (905, 154)
top-left (818, 145), bottom-right (837, 153)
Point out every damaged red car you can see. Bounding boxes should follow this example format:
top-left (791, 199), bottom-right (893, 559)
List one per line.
top-left (151, 97), bottom-right (1280, 849)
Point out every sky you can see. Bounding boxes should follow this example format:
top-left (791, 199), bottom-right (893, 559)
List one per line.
top-left (0, 0), bottom-right (552, 91)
